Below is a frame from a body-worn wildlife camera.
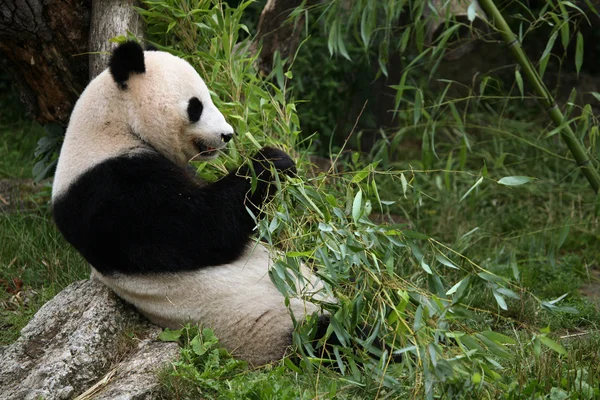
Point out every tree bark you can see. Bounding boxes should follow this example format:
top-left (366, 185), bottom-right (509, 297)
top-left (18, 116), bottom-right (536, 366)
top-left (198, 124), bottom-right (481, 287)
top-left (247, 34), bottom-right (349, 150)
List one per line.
top-left (89, 0), bottom-right (145, 79)
top-left (253, 0), bottom-right (305, 76)
top-left (0, 0), bottom-right (92, 125)
top-left (0, 0), bottom-right (144, 125)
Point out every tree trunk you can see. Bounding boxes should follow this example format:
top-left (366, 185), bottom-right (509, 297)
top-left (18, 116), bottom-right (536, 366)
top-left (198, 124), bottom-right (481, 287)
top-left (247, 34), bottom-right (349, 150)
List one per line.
top-left (0, 0), bottom-right (92, 125)
top-left (89, 0), bottom-right (145, 79)
top-left (0, 0), bottom-right (144, 125)
top-left (253, 0), bottom-right (305, 76)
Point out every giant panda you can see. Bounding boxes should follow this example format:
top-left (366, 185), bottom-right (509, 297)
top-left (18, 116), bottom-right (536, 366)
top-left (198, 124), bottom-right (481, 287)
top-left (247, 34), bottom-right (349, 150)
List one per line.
top-left (51, 41), bottom-right (324, 366)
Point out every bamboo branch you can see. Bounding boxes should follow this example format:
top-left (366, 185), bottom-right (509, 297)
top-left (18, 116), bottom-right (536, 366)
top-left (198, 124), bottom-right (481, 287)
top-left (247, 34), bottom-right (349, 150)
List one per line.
top-left (478, 0), bottom-right (600, 193)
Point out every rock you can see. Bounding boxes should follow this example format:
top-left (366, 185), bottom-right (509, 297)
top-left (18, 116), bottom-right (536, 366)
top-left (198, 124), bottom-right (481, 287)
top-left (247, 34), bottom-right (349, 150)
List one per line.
top-left (0, 279), bottom-right (180, 400)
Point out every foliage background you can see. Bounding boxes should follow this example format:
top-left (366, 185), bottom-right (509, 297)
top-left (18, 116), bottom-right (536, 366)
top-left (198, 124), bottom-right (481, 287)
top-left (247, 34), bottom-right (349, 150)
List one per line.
top-left (1, 0), bottom-right (600, 398)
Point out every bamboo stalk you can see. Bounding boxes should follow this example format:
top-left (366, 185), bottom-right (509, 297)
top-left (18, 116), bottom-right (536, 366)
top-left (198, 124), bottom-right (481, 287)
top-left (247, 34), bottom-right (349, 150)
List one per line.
top-left (478, 0), bottom-right (600, 193)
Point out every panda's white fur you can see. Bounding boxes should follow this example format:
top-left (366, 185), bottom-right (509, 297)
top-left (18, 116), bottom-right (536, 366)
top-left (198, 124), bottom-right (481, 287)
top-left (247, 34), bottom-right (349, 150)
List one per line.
top-left (53, 48), bottom-right (232, 198)
top-left (93, 245), bottom-right (322, 364)
top-left (51, 42), bottom-right (325, 365)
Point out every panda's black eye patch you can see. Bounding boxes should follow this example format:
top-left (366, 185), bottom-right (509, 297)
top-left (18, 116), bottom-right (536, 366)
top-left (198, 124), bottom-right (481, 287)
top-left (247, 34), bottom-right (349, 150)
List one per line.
top-left (187, 97), bottom-right (203, 123)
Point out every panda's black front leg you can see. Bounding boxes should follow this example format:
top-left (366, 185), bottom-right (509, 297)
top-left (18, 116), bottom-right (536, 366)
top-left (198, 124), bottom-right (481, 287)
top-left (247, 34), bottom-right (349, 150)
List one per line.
top-left (198, 146), bottom-right (296, 252)
top-left (241, 147), bottom-right (296, 215)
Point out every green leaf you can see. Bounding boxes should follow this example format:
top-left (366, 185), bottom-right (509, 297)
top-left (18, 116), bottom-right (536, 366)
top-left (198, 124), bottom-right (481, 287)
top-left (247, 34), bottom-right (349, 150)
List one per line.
top-left (575, 31), bottom-right (584, 77)
top-left (244, 131), bottom-right (262, 149)
top-left (414, 89), bottom-right (422, 125)
top-left (351, 166), bottom-right (370, 183)
top-left (475, 334), bottom-right (513, 359)
top-left (481, 331), bottom-right (516, 345)
top-left (435, 254), bottom-right (458, 269)
top-left (496, 287), bottom-right (520, 299)
top-left (560, 21), bottom-right (569, 50)
top-left (399, 27), bottom-right (411, 53)
top-left (539, 31), bottom-right (558, 78)
top-left (190, 334), bottom-right (209, 355)
top-left (400, 172), bottom-right (408, 198)
top-left (158, 328), bottom-right (182, 342)
top-left (287, 251), bottom-right (313, 257)
top-left (360, 6), bottom-right (372, 48)
top-left (547, 293), bottom-right (569, 305)
top-left (478, 272), bottom-right (505, 284)
top-left (446, 277), bottom-right (467, 295)
top-left (318, 222), bottom-right (333, 232)
top-left (327, 19), bottom-right (337, 56)
top-left (498, 176), bottom-right (535, 186)
top-left (337, 28), bottom-right (351, 61)
top-left (539, 335), bottom-right (567, 355)
top-left (492, 290), bottom-right (508, 310)
top-left (533, 337), bottom-right (541, 357)
top-left (413, 304), bottom-right (423, 331)
top-left (515, 69), bottom-right (524, 99)
top-left (459, 176), bottom-right (483, 202)
top-left (420, 258), bottom-right (432, 275)
top-left (352, 189), bottom-right (363, 223)
top-left (467, 1), bottom-right (477, 22)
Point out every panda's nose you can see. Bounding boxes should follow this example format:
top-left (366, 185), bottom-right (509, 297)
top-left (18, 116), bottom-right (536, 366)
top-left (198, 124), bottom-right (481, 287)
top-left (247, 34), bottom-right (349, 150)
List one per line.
top-left (221, 133), bottom-right (234, 143)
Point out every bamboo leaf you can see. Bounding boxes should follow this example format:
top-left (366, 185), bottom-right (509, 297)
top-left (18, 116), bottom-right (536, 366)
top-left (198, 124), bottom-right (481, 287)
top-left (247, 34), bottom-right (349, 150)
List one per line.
top-left (478, 272), bottom-right (505, 284)
top-left (475, 334), bottom-right (512, 359)
top-left (467, 1), bottom-right (477, 22)
top-left (400, 27), bottom-right (411, 53)
top-left (492, 290), bottom-right (508, 310)
top-left (481, 331), bottom-right (516, 345)
top-left (352, 189), bottom-right (363, 223)
top-left (498, 176), bottom-right (535, 186)
top-left (327, 19), bottom-right (337, 56)
top-left (420, 258), bottom-right (432, 275)
top-left (538, 335), bottom-right (567, 355)
top-left (400, 172), bottom-right (408, 198)
top-left (496, 287), bottom-right (520, 299)
top-left (539, 31), bottom-right (558, 78)
top-left (515, 69), bottom-right (524, 99)
top-left (360, 6), bottom-right (371, 48)
top-left (351, 166), bottom-right (370, 183)
top-left (435, 254), bottom-right (458, 269)
top-left (575, 32), bottom-right (584, 77)
top-left (560, 20), bottom-right (569, 49)
top-left (446, 277), bottom-right (468, 295)
top-left (414, 89), bottom-right (422, 125)
top-left (460, 176), bottom-right (483, 202)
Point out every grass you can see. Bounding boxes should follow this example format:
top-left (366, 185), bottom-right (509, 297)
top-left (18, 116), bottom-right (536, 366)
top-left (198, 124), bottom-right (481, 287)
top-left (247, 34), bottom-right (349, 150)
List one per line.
top-left (0, 91), bottom-right (89, 344)
top-left (0, 84), bottom-right (46, 179)
top-left (0, 208), bottom-right (89, 344)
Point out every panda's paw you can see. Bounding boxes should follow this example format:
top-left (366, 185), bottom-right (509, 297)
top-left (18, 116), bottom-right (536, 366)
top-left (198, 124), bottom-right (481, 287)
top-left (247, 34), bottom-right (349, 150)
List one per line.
top-left (253, 147), bottom-right (297, 177)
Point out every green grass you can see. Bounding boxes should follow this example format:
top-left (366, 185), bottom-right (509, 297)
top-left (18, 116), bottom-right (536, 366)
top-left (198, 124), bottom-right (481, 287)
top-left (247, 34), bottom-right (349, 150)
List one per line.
top-left (0, 209), bottom-right (89, 344)
top-left (0, 117), bottom-right (45, 179)
top-left (0, 95), bottom-right (88, 344)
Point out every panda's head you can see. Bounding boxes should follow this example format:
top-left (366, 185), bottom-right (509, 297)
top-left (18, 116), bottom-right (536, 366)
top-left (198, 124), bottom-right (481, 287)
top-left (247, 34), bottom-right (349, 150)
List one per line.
top-left (109, 41), bottom-right (234, 164)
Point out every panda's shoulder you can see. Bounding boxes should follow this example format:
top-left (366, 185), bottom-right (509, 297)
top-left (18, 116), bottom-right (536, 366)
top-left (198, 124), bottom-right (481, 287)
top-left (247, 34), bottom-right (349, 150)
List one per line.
top-left (56, 150), bottom-right (194, 208)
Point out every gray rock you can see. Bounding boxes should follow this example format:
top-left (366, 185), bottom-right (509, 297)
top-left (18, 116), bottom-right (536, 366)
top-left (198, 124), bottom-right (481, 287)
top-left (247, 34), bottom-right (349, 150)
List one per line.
top-left (0, 279), bottom-right (180, 400)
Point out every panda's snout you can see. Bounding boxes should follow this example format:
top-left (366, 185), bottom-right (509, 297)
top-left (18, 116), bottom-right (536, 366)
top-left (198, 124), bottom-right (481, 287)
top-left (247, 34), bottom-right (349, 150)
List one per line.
top-left (221, 132), bottom-right (234, 143)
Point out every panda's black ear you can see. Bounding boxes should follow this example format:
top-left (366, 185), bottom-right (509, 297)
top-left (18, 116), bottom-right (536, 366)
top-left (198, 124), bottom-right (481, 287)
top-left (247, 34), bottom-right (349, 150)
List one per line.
top-left (109, 41), bottom-right (145, 89)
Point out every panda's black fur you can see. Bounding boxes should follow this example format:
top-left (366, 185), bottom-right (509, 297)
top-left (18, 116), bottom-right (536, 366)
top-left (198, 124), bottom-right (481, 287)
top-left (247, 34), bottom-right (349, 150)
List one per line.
top-left (51, 41), bottom-right (327, 365)
top-left (53, 147), bottom-right (295, 275)
top-left (109, 41), bottom-right (146, 89)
